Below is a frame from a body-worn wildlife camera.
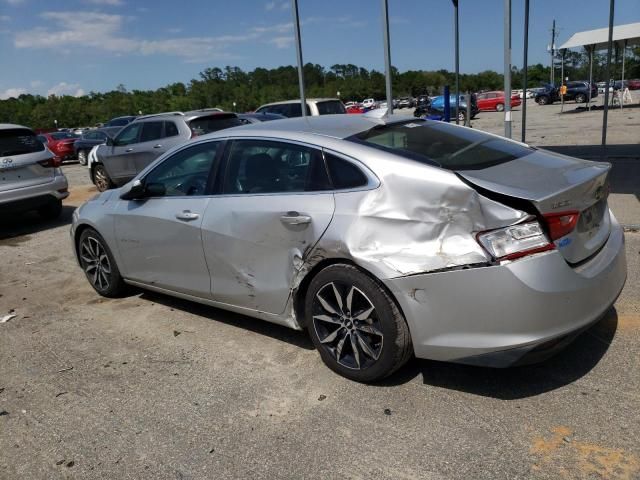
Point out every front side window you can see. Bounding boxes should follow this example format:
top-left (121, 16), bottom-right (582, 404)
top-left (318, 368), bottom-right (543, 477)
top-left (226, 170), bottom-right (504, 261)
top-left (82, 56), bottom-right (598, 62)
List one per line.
top-left (224, 139), bottom-right (330, 194)
top-left (144, 142), bottom-right (220, 197)
top-left (114, 123), bottom-right (142, 146)
top-left (140, 122), bottom-right (164, 142)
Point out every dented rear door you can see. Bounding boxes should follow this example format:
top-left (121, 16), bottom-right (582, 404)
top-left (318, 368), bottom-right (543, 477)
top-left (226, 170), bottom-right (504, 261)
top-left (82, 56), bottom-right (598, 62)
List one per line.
top-left (201, 138), bottom-right (335, 315)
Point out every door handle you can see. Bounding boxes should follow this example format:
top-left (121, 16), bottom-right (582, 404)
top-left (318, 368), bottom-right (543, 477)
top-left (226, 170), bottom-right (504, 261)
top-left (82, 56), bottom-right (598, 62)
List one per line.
top-left (175, 210), bottom-right (200, 221)
top-left (125, 148), bottom-right (134, 152)
top-left (153, 144), bottom-right (163, 149)
top-left (280, 211), bottom-right (312, 225)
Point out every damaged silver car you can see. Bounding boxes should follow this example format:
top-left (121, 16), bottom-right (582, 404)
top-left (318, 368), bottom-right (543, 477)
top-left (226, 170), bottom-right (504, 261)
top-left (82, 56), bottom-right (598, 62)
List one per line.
top-left (71, 115), bottom-right (627, 382)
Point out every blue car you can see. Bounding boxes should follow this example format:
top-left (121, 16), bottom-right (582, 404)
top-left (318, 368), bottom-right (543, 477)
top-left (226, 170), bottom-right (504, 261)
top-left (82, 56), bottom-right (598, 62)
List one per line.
top-left (428, 93), bottom-right (479, 122)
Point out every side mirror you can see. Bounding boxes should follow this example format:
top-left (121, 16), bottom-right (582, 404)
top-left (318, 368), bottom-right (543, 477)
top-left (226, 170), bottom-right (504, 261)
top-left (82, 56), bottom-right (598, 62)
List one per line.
top-left (120, 179), bottom-right (145, 200)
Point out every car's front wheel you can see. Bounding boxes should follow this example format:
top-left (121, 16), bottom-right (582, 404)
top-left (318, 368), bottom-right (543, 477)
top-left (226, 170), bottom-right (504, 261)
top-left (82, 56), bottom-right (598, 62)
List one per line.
top-left (305, 264), bottom-right (412, 382)
top-left (77, 149), bottom-right (88, 166)
top-left (495, 103), bottom-right (504, 112)
top-left (574, 93), bottom-right (586, 103)
top-left (537, 95), bottom-right (549, 105)
top-left (92, 164), bottom-right (114, 192)
top-left (78, 228), bottom-right (127, 297)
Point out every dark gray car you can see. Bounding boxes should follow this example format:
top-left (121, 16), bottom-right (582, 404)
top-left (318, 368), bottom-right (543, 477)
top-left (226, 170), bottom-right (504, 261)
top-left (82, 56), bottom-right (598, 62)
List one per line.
top-left (92, 111), bottom-right (244, 191)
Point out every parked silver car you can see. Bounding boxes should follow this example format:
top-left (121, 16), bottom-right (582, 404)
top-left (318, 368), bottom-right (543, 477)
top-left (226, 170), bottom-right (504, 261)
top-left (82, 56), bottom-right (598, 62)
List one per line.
top-left (92, 110), bottom-right (243, 191)
top-left (255, 98), bottom-right (346, 117)
top-left (71, 115), bottom-right (626, 382)
top-left (1, 124), bottom-right (69, 219)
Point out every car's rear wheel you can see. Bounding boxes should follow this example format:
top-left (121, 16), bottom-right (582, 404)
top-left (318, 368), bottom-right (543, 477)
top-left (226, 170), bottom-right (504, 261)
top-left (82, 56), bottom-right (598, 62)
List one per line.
top-left (305, 264), bottom-right (412, 382)
top-left (496, 103), bottom-right (504, 112)
top-left (37, 199), bottom-right (62, 220)
top-left (93, 164), bottom-right (114, 192)
top-left (77, 149), bottom-right (88, 166)
top-left (78, 228), bottom-right (127, 297)
top-left (575, 93), bottom-right (586, 103)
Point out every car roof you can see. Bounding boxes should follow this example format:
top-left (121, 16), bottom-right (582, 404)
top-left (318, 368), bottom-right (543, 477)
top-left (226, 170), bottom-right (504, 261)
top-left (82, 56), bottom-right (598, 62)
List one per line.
top-left (0, 123), bottom-right (32, 131)
top-left (203, 113), bottom-right (410, 140)
top-left (133, 111), bottom-right (237, 123)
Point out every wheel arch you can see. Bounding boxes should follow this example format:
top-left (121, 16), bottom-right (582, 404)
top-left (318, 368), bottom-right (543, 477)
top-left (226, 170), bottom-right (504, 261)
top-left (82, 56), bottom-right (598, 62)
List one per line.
top-left (292, 258), bottom-right (407, 331)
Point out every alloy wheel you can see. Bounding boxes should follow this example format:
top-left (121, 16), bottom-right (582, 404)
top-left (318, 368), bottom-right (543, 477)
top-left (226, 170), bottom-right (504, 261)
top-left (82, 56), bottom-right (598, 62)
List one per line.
top-left (94, 165), bottom-right (110, 192)
top-left (80, 235), bottom-right (112, 291)
top-left (312, 282), bottom-right (384, 370)
top-left (78, 150), bottom-right (87, 165)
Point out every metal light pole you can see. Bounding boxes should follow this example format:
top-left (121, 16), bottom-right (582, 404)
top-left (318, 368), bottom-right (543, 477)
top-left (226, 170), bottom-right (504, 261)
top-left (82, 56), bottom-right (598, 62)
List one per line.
top-left (453, 0), bottom-right (459, 124)
top-left (587, 45), bottom-right (594, 111)
top-left (381, 0), bottom-right (393, 115)
top-left (503, 0), bottom-right (512, 138)
top-left (601, 0), bottom-right (615, 156)
top-left (521, 0), bottom-right (529, 142)
top-left (291, 0), bottom-right (306, 117)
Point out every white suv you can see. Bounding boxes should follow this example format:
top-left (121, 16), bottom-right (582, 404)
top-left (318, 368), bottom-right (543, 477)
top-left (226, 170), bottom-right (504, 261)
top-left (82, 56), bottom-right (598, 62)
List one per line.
top-left (255, 98), bottom-right (346, 117)
top-left (0, 124), bottom-right (69, 219)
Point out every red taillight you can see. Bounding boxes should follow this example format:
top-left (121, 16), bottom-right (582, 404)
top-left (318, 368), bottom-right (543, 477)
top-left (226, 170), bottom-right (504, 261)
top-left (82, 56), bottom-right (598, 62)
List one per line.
top-left (543, 211), bottom-right (580, 240)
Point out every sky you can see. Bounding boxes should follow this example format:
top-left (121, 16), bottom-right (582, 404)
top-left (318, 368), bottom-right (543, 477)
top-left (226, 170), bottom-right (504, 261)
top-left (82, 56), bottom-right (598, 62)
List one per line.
top-left (0, 0), bottom-right (639, 99)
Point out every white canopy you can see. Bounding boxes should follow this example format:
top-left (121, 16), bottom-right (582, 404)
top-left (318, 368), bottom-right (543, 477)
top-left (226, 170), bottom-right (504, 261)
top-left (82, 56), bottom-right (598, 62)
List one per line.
top-left (559, 22), bottom-right (640, 50)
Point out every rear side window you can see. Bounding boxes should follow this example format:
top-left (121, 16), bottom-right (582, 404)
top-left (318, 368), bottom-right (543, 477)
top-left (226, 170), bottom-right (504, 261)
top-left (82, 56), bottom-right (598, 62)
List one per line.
top-left (140, 122), bottom-right (164, 142)
top-left (164, 121), bottom-right (179, 137)
top-left (189, 114), bottom-right (243, 136)
top-left (316, 101), bottom-right (346, 115)
top-left (350, 120), bottom-right (533, 171)
top-left (325, 153), bottom-right (368, 189)
top-left (0, 128), bottom-right (45, 155)
top-left (224, 139), bottom-right (330, 194)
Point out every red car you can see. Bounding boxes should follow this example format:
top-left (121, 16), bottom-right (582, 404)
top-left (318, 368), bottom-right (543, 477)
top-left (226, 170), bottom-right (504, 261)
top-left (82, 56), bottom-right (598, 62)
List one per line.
top-left (346, 105), bottom-right (365, 114)
top-left (628, 79), bottom-right (640, 90)
top-left (37, 132), bottom-right (77, 161)
top-left (476, 91), bottom-right (522, 112)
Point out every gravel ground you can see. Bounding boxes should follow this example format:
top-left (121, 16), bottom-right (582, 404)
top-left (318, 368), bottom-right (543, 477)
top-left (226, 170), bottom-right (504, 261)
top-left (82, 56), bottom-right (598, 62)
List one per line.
top-left (1, 103), bottom-right (639, 479)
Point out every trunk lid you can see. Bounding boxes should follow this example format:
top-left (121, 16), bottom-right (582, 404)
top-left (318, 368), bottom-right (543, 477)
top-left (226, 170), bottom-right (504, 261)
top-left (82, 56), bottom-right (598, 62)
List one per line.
top-left (458, 148), bottom-right (611, 264)
top-left (0, 128), bottom-right (56, 192)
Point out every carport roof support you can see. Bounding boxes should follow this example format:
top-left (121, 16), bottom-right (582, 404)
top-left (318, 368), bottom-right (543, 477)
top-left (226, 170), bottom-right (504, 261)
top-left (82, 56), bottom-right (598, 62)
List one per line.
top-left (559, 22), bottom-right (640, 50)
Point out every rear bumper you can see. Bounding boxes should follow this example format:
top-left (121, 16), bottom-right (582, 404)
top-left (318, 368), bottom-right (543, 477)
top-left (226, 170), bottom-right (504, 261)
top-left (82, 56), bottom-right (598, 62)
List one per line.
top-left (0, 169), bottom-right (69, 212)
top-left (384, 212), bottom-right (627, 366)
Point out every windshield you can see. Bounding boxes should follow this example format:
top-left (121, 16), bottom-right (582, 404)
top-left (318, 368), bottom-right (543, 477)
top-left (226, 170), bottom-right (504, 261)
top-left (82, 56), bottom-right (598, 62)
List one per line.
top-left (0, 128), bottom-right (45, 156)
top-left (349, 120), bottom-right (533, 170)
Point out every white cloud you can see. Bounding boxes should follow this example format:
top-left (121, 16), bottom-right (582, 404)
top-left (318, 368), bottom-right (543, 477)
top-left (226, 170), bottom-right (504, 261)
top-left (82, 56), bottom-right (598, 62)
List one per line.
top-left (265, 1), bottom-right (288, 11)
top-left (269, 36), bottom-right (293, 49)
top-left (0, 87), bottom-right (27, 99)
top-left (4, 0), bottom-right (26, 5)
top-left (30, 80), bottom-right (43, 88)
top-left (84, 0), bottom-right (123, 4)
top-left (166, 27), bottom-right (182, 34)
top-left (47, 82), bottom-right (85, 97)
top-left (265, 1), bottom-right (276, 10)
top-left (0, 15), bottom-right (10, 21)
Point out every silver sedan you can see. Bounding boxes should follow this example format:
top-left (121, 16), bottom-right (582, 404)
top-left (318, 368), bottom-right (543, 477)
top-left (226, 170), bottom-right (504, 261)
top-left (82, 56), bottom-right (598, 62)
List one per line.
top-left (71, 114), bottom-right (626, 382)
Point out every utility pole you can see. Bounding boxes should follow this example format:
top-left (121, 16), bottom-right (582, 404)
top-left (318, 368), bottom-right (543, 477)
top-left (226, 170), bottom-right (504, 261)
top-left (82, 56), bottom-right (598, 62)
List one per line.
top-left (504, 0), bottom-right (512, 138)
top-left (381, 0), bottom-right (393, 115)
top-left (453, 0), bottom-right (459, 124)
top-left (521, 0), bottom-right (529, 142)
top-left (550, 19), bottom-right (556, 85)
top-left (291, 0), bottom-right (306, 117)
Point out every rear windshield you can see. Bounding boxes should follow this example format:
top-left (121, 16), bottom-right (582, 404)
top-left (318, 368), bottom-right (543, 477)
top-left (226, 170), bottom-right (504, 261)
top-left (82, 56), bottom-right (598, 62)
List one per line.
top-left (106, 117), bottom-right (135, 127)
top-left (50, 132), bottom-right (76, 140)
top-left (0, 128), bottom-right (45, 156)
top-left (316, 100), bottom-right (346, 115)
top-left (188, 114), bottom-right (244, 135)
top-left (349, 120), bottom-right (533, 170)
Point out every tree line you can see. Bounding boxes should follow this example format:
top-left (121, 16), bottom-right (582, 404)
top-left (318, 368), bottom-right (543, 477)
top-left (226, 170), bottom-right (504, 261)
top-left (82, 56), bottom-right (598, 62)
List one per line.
top-left (1, 48), bottom-right (638, 130)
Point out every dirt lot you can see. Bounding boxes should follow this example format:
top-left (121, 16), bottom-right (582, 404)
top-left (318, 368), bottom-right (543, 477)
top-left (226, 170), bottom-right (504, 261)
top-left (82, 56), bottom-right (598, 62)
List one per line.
top-left (1, 105), bottom-right (639, 479)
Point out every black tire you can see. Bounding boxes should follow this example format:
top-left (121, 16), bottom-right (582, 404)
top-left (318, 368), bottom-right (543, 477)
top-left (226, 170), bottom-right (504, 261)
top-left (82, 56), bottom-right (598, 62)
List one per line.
top-left (495, 103), bottom-right (504, 112)
top-left (93, 163), bottom-right (114, 192)
top-left (537, 95), bottom-right (549, 105)
top-left (457, 110), bottom-right (466, 122)
top-left (37, 198), bottom-right (62, 220)
top-left (305, 264), bottom-right (412, 382)
top-left (78, 228), bottom-right (127, 297)
top-left (575, 93), bottom-right (586, 103)
top-left (78, 149), bottom-right (88, 166)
